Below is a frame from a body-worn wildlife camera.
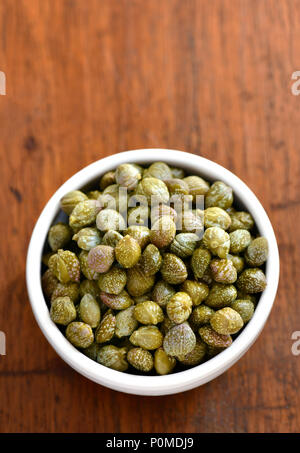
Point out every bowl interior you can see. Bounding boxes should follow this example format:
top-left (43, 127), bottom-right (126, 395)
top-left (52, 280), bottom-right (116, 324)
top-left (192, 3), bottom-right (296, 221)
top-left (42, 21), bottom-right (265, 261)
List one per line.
top-left (27, 149), bottom-right (279, 395)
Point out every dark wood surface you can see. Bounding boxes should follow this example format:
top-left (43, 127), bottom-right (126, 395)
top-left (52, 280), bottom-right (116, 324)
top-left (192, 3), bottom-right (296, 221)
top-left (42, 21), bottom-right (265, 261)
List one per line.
top-left (1, 0), bottom-right (300, 433)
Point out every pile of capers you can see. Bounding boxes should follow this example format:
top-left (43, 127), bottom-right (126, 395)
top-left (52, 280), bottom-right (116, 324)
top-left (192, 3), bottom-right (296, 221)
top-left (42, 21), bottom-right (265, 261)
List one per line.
top-left (42, 161), bottom-right (268, 375)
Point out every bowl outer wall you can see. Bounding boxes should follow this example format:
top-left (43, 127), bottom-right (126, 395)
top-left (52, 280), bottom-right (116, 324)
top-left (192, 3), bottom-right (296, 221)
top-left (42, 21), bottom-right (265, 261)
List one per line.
top-left (26, 149), bottom-right (280, 396)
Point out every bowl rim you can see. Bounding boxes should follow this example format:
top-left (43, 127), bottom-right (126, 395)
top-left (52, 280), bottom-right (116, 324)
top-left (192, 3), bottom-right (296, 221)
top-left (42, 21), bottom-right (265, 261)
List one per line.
top-left (26, 149), bottom-right (280, 396)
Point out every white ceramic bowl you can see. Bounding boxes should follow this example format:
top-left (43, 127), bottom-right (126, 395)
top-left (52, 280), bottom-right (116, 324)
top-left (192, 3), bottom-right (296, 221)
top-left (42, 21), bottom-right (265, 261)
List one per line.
top-left (26, 149), bottom-right (279, 396)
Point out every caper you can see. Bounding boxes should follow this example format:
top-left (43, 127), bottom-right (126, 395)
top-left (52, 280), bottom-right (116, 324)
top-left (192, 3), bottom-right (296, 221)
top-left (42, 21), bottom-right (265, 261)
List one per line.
top-left (134, 301), bottom-right (164, 325)
top-left (69, 200), bottom-right (101, 230)
top-left (160, 253), bottom-right (188, 285)
top-left (126, 265), bottom-right (156, 297)
top-left (180, 280), bottom-right (209, 306)
top-left (205, 283), bottom-right (237, 308)
top-left (210, 307), bottom-right (244, 335)
top-left (98, 266), bottom-right (127, 294)
top-left (50, 296), bottom-right (76, 326)
top-left (231, 299), bottom-right (255, 323)
top-left (95, 311), bottom-right (116, 343)
top-left (79, 294), bottom-right (101, 328)
top-left (205, 181), bottom-right (233, 209)
top-left (210, 258), bottom-right (237, 284)
top-left (229, 211), bottom-right (254, 232)
top-left (48, 249), bottom-right (80, 283)
top-left (163, 322), bottom-right (196, 357)
top-left (191, 248), bottom-right (211, 279)
top-left (166, 292), bottom-right (193, 324)
top-left (170, 233), bottom-right (199, 258)
top-left (150, 216), bottom-right (176, 248)
top-left (130, 326), bottom-right (163, 350)
top-left (87, 245), bottom-right (115, 273)
top-left (154, 348), bottom-right (176, 375)
top-left (152, 281), bottom-right (176, 308)
top-left (115, 306), bottom-right (138, 338)
top-left (237, 268), bottom-right (267, 293)
top-left (199, 325), bottom-right (232, 348)
top-left (97, 345), bottom-right (128, 372)
top-left (60, 190), bottom-right (88, 215)
top-left (115, 235), bottom-right (141, 268)
top-left (141, 244), bottom-right (162, 276)
top-left (48, 222), bottom-right (72, 252)
top-left (229, 229), bottom-right (251, 254)
top-left (127, 348), bottom-right (154, 372)
top-left (177, 339), bottom-right (207, 366)
top-left (96, 208), bottom-right (126, 232)
top-left (204, 207), bottom-right (231, 230)
top-left (66, 322), bottom-right (94, 348)
top-left (203, 227), bottom-right (230, 258)
top-left (100, 289), bottom-right (133, 310)
top-left (245, 237), bottom-right (269, 266)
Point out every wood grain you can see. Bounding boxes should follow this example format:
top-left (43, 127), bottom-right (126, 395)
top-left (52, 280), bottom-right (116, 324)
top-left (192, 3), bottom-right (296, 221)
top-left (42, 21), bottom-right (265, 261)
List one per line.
top-left (0, 0), bottom-right (300, 433)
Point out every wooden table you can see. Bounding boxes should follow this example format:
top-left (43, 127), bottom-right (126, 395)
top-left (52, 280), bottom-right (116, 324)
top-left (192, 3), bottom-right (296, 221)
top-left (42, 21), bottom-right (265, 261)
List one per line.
top-left (0, 0), bottom-right (299, 433)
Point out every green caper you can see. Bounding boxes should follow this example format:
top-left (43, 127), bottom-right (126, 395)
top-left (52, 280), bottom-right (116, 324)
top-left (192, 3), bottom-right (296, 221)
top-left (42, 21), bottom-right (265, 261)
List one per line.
top-left (66, 322), bottom-right (94, 348)
top-left (161, 253), bottom-right (188, 285)
top-left (163, 322), bottom-right (196, 357)
top-left (126, 264), bottom-right (156, 297)
top-left (205, 181), bottom-right (233, 209)
top-left (95, 311), bottom-right (116, 343)
top-left (48, 222), bottom-right (72, 252)
top-left (100, 289), bottom-right (133, 310)
top-left (141, 244), bottom-right (162, 276)
top-left (229, 210), bottom-right (254, 232)
top-left (210, 307), bottom-right (244, 335)
top-left (126, 225), bottom-right (151, 249)
top-left (60, 190), bottom-right (88, 215)
top-left (136, 177), bottom-right (169, 205)
top-left (170, 233), bottom-right (199, 258)
top-left (204, 207), bottom-right (231, 230)
top-left (210, 258), bottom-right (237, 284)
top-left (50, 297), bottom-right (76, 326)
top-left (115, 235), bottom-right (141, 268)
top-left (199, 325), bottom-right (232, 348)
top-left (152, 281), bottom-right (176, 307)
top-left (96, 208), bottom-right (126, 232)
top-left (231, 299), bottom-right (255, 323)
top-left (150, 216), bottom-right (176, 248)
top-left (245, 237), bottom-right (269, 266)
top-left (154, 348), bottom-right (176, 375)
top-left (115, 306), bottom-right (138, 338)
top-left (79, 294), bottom-right (101, 328)
top-left (177, 339), bottom-right (207, 366)
top-left (191, 248), bottom-right (211, 279)
top-left (72, 227), bottom-right (101, 251)
top-left (229, 229), bottom-right (251, 254)
top-left (166, 292), bottom-right (193, 324)
top-left (48, 249), bottom-right (80, 283)
top-left (237, 268), bottom-right (267, 293)
top-left (98, 266), bottom-right (127, 294)
top-left (130, 326), bottom-right (163, 350)
top-left (97, 345), bottom-right (128, 371)
top-left (202, 227), bottom-right (230, 258)
top-left (127, 348), bottom-right (154, 372)
top-left (180, 280), bottom-right (209, 306)
top-left (69, 200), bottom-right (101, 230)
top-left (189, 305), bottom-right (215, 327)
top-left (134, 301), bottom-right (164, 325)
top-left (205, 283), bottom-right (237, 308)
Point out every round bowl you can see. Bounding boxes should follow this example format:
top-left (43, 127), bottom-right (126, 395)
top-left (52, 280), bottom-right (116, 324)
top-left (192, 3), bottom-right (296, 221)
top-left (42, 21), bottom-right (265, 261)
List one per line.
top-left (26, 149), bottom-right (280, 396)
